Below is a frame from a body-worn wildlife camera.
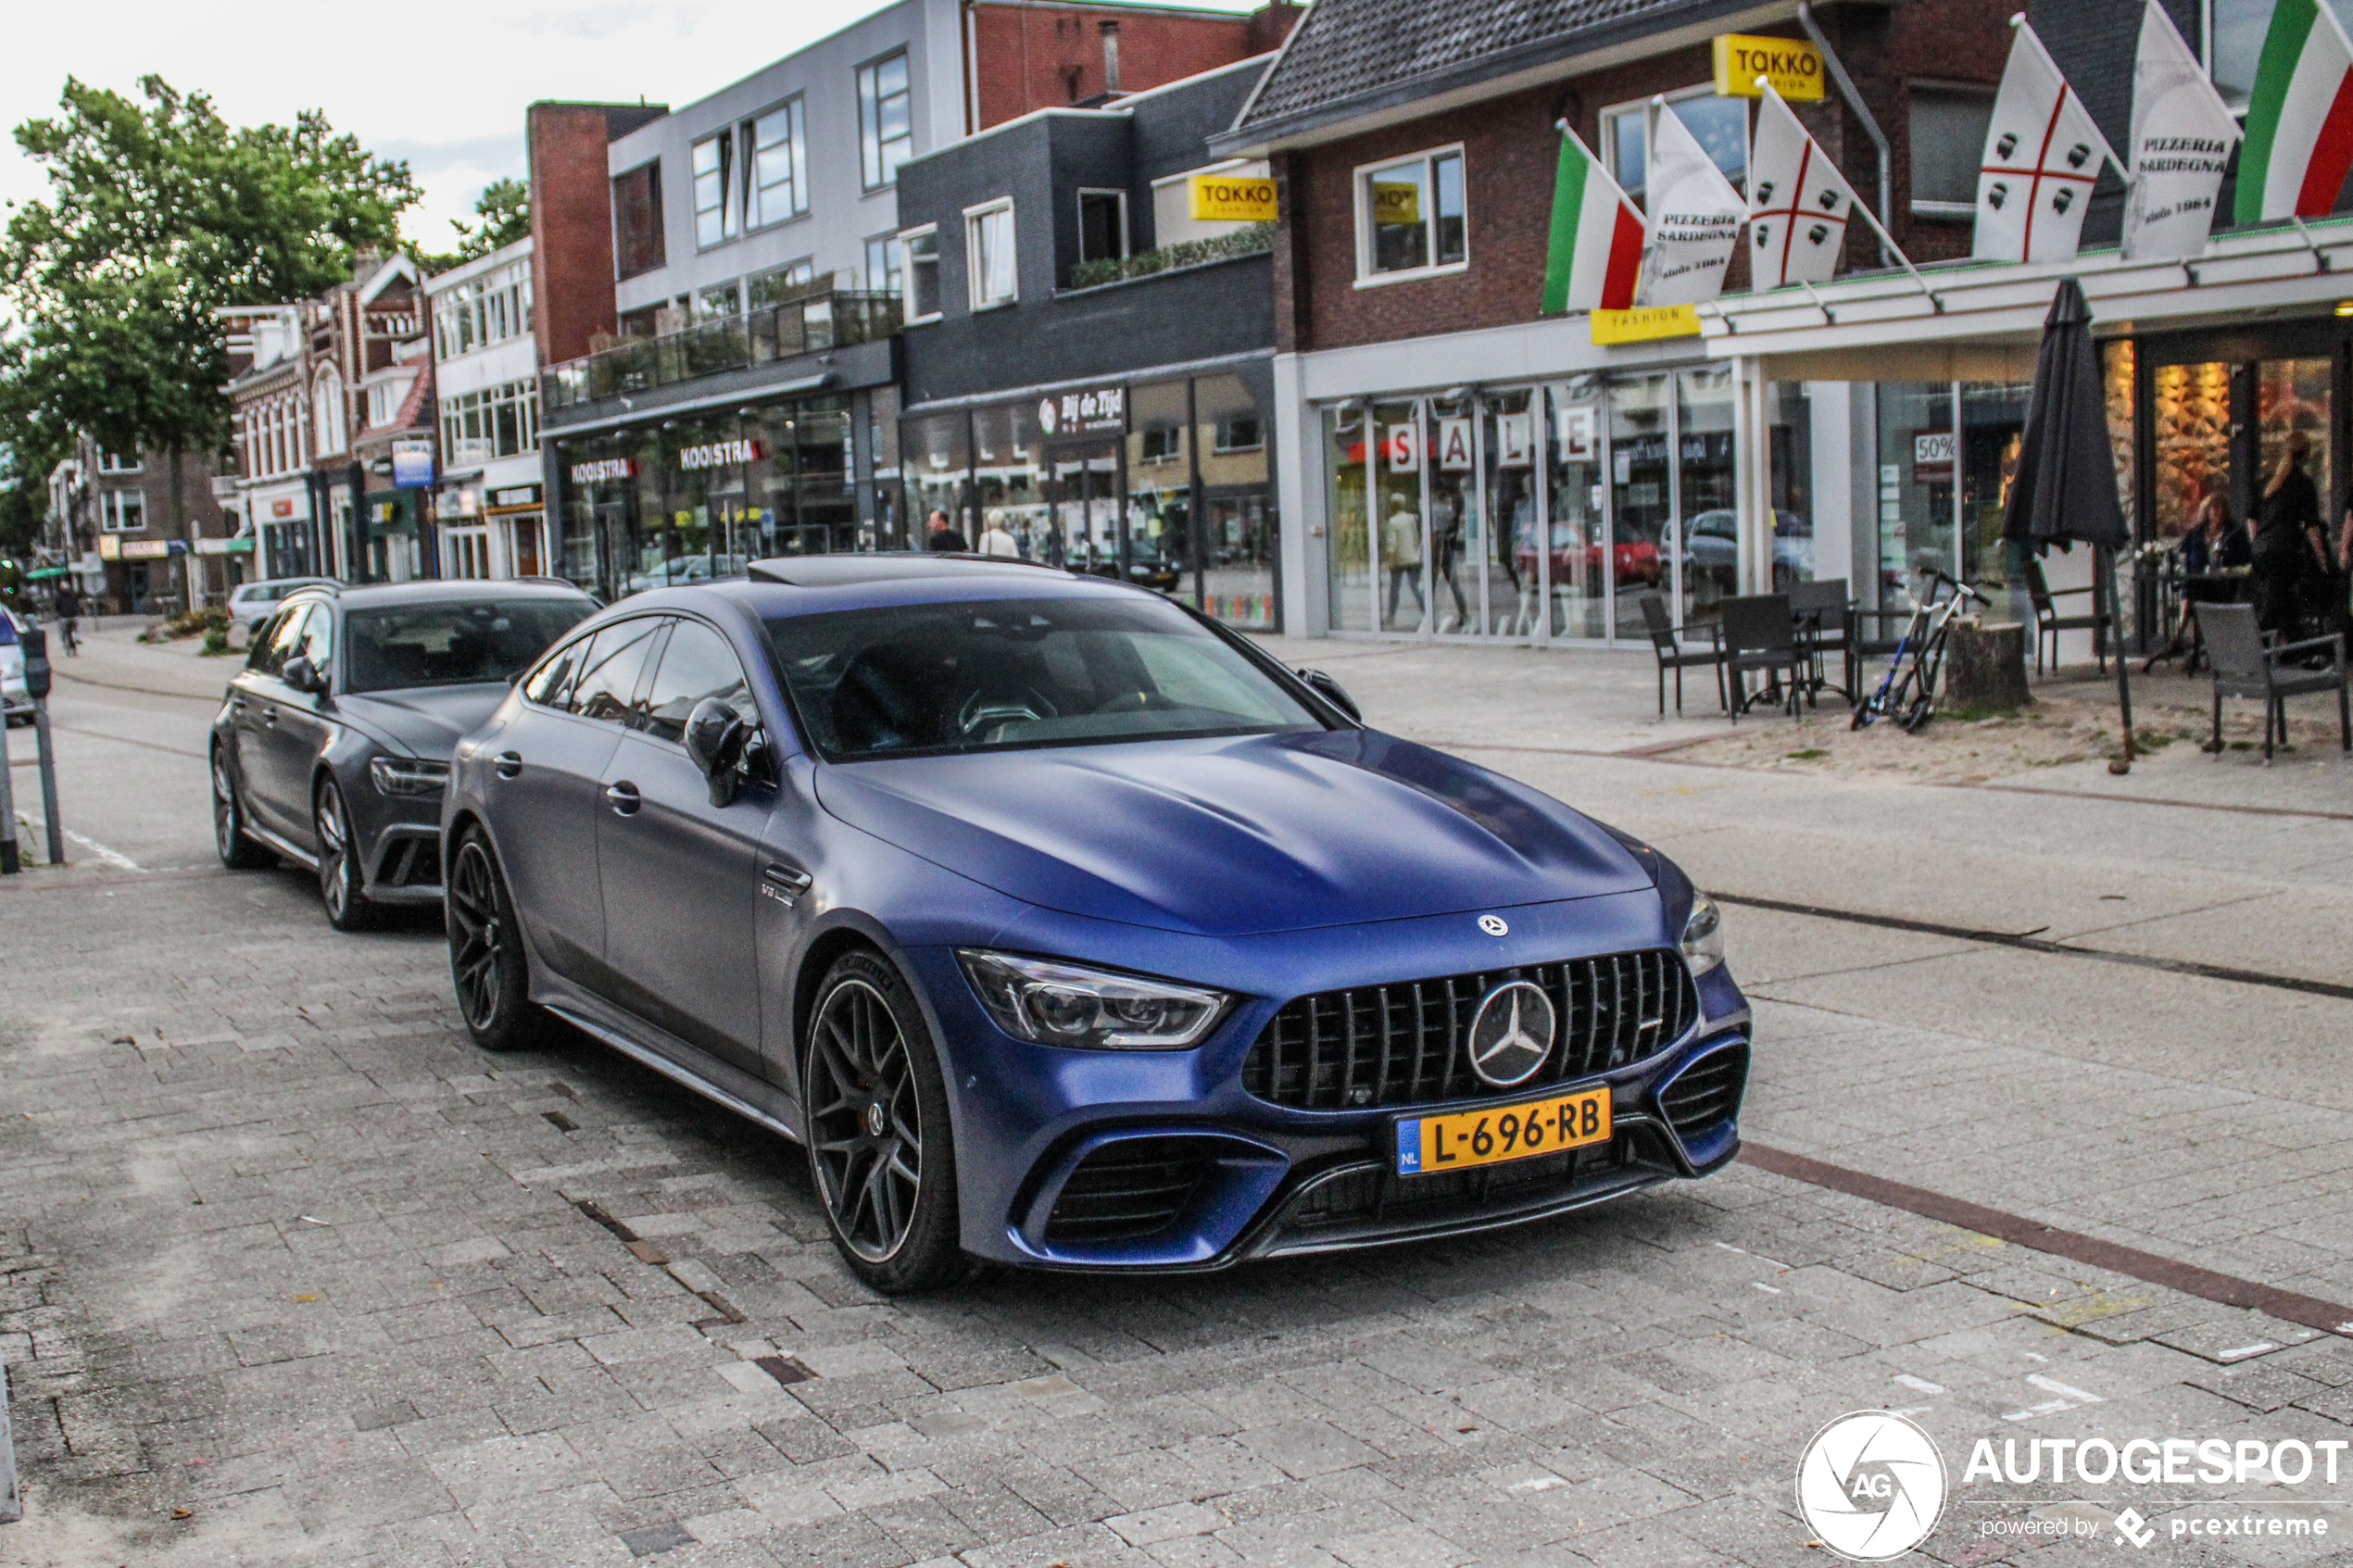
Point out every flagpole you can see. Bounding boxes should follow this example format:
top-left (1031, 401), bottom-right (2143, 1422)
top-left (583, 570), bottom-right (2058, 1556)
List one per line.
top-left (1844, 192), bottom-right (1944, 312)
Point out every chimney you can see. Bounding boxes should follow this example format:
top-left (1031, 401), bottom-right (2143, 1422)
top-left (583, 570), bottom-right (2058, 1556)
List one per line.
top-left (1100, 20), bottom-right (1121, 93)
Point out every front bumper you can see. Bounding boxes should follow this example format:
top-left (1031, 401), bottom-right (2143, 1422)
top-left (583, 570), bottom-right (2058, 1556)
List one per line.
top-left (901, 895), bottom-right (1751, 1273)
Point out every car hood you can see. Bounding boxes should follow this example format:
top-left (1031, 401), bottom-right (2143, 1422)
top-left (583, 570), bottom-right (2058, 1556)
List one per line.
top-left (335, 683), bottom-right (510, 758)
top-left (813, 729), bottom-right (1652, 937)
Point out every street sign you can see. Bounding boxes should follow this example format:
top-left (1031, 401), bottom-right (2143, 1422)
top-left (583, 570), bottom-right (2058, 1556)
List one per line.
top-left (392, 437), bottom-right (435, 487)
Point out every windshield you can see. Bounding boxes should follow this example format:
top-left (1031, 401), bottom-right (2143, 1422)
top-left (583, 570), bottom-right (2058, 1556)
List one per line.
top-left (343, 599), bottom-right (593, 694)
top-left (766, 595), bottom-right (1327, 761)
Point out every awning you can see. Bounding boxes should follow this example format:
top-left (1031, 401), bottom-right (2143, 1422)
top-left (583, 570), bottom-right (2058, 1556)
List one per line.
top-left (1696, 213), bottom-right (2353, 378)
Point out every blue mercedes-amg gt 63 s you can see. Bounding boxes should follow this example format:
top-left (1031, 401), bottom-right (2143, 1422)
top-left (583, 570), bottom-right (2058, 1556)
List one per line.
top-left (442, 556), bottom-right (1749, 1291)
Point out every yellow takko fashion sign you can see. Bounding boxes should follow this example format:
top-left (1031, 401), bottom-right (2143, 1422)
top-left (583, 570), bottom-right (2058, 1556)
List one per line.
top-left (1189, 173), bottom-right (1277, 222)
top-left (1590, 304), bottom-right (1702, 344)
top-left (1370, 182), bottom-right (1421, 225)
top-left (1712, 33), bottom-right (1825, 100)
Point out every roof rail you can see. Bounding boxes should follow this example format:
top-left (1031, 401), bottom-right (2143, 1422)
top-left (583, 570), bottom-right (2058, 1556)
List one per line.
top-left (746, 551), bottom-right (1076, 586)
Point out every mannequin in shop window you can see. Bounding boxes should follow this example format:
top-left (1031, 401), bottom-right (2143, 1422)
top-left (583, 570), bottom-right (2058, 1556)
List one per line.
top-left (2252, 433), bottom-right (2325, 638)
top-left (1382, 498), bottom-right (1426, 626)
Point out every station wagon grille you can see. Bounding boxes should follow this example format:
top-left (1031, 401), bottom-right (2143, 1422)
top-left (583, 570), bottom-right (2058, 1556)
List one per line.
top-left (1241, 948), bottom-right (1696, 1111)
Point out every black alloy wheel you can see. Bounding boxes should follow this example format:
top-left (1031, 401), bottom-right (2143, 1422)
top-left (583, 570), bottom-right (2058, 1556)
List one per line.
top-left (210, 746), bottom-right (274, 870)
top-left (446, 829), bottom-right (548, 1052)
top-left (312, 779), bottom-right (379, 932)
top-left (804, 951), bottom-right (963, 1293)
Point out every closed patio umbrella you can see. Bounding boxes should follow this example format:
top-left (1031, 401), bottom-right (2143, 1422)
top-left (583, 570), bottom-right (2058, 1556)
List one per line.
top-left (2001, 277), bottom-right (2136, 769)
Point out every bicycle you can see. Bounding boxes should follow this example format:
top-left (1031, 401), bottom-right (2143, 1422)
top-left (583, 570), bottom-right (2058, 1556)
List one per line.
top-left (1851, 569), bottom-right (1990, 733)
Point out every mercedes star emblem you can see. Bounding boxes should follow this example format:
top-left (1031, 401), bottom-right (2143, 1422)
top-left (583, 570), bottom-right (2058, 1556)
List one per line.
top-left (1478, 914), bottom-right (1509, 937)
top-left (1466, 980), bottom-right (1555, 1088)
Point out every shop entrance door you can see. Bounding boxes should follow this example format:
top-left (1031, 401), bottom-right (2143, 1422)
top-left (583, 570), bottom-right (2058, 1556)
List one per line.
top-left (1051, 444), bottom-right (1121, 578)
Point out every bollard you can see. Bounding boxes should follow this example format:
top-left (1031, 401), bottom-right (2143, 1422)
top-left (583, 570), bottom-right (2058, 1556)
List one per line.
top-left (19, 628), bottom-right (61, 868)
top-left (0, 1357), bottom-right (17, 1522)
top-left (0, 702), bottom-right (17, 875)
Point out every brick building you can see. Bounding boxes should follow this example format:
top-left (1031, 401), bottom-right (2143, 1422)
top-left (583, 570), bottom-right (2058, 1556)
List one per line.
top-left (1216, 0), bottom-right (2016, 645)
top-left (45, 441), bottom-right (230, 615)
top-left (221, 253), bottom-right (440, 585)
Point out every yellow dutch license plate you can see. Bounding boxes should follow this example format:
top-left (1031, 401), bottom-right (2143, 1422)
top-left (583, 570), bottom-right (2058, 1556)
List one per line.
top-left (1394, 1086), bottom-right (1611, 1176)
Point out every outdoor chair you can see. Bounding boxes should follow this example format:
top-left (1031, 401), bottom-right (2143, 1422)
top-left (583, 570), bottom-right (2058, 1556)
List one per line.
top-left (1637, 593), bottom-right (1723, 715)
top-left (1718, 593), bottom-right (1804, 721)
top-left (2022, 555), bottom-right (2111, 675)
top-left (1785, 578), bottom-right (1851, 697)
top-left (2194, 602), bottom-right (2350, 763)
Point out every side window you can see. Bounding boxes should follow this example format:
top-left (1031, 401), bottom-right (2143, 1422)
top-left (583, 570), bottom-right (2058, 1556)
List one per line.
top-left (641, 619), bottom-right (753, 745)
top-left (522, 633), bottom-right (587, 709)
top-left (568, 619), bottom-right (664, 723)
top-left (248, 608), bottom-right (293, 672)
top-left (296, 605), bottom-right (334, 680)
top-left (258, 606), bottom-right (315, 678)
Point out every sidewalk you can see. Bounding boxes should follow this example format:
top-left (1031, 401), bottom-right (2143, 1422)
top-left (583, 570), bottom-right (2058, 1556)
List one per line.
top-left (47, 621), bottom-right (237, 704)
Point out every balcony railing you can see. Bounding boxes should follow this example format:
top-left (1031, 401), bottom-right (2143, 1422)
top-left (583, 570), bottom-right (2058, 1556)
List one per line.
top-left (544, 287), bottom-right (902, 414)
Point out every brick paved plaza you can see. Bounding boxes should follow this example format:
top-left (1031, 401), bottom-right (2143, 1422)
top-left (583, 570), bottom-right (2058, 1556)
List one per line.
top-left (6, 630), bottom-right (2353, 1566)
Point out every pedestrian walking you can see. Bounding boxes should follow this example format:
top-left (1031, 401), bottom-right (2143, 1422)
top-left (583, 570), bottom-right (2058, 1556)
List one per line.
top-left (977, 508), bottom-right (1020, 558)
top-left (1382, 499), bottom-right (1425, 626)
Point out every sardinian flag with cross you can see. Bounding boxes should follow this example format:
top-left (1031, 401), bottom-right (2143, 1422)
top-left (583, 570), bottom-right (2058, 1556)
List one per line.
top-left (1746, 82), bottom-right (1864, 287)
top-left (1973, 16), bottom-right (2120, 264)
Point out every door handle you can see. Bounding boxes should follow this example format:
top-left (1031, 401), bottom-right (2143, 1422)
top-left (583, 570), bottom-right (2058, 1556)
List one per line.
top-left (605, 781), bottom-right (641, 816)
top-left (494, 751), bottom-right (523, 779)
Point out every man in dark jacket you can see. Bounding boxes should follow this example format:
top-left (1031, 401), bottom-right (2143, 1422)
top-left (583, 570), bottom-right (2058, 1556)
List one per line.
top-left (923, 509), bottom-right (970, 553)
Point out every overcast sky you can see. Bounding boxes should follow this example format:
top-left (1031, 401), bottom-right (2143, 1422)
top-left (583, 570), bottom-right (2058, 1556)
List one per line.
top-left (1, 0), bottom-right (1256, 254)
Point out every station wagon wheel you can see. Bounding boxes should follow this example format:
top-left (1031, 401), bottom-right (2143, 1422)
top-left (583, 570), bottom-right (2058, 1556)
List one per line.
top-left (210, 746), bottom-right (273, 870)
top-left (803, 951), bottom-right (963, 1292)
top-left (313, 780), bottom-right (379, 932)
top-left (445, 828), bottom-right (548, 1053)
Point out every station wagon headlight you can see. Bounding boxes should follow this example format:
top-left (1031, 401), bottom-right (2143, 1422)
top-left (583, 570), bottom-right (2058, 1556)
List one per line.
top-left (369, 756), bottom-right (449, 797)
top-left (957, 950), bottom-right (1230, 1050)
top-left (1680, 893), bottom-right (1725, 977)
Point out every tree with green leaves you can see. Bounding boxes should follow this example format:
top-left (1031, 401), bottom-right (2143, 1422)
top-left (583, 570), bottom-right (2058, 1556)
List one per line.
top-left (413, 178), bottom-right (533, 277)
top-left (0, 75), bottom-right (420, 605)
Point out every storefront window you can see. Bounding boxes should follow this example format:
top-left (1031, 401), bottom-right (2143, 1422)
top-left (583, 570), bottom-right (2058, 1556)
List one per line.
top-left (1546, 382), bottom-right (1610, 638)
top-left (1196, 373), bottom-right (1275, 629)
top-left (1611, 373), bottom-right (1674, 626)
top-left (869, 384), bottom-right (904, 549)
top-left (1766, 383), bottom-right (1815, 588)
top-left (1324, 406), bottom-right (1370, 632)
top-left (974, 399), bottom-right (1049, 559)
top-left (1127, 380), bottom-right (1191, 592)
top-left (1425, 392), bottom-right (1475, 633)
top-left (2151, 360), bottom-right (2230, 542)
top-left (2258, 358), bottom-right (2333, 520)
top-left (1480, 390), bottom-right (1537, 638)
top-left (904, 411), bottom-right (971, 543)
top-left (1373, 400), bottom-right (1426, 632)
top-left (1874, 382), bottom-right (1955, 612)
top-left (1959, 382), bottom-right (2031, 595)
top-left (1676, 367), bottom-right (1737, 628)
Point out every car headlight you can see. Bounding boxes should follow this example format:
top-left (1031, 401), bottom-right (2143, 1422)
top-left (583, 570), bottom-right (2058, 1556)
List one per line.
top-left (369, 756), bottom-right (449, 797)
top-left (1680, 893), bottom-right (1725, 977)
top-left (957, 949), bottom-right (1230, 1050)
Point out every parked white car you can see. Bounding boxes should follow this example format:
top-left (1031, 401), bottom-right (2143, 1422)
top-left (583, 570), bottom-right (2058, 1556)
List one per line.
top-left (2, 608), bottom-right (31, 726)
top-left (230, 577), bottom-right (338, 633)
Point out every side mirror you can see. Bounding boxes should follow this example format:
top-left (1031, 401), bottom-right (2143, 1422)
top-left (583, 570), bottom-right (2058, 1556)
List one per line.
top-left (282, 655), bottom-right (327, 696)
top-left (683, 695), bottom-right (752, 807)
top-left (1293, 667), bottom-right (1360, 722)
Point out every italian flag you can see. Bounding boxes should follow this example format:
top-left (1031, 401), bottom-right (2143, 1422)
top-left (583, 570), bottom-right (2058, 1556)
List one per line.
top-left (2238, 0), bottom-right (2353, 223)
top-left (1541, 127), bottom-right (1643, 315)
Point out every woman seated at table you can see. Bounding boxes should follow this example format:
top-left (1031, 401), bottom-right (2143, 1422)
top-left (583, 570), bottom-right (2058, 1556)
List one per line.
top-left (2151, 495), bottom-right (2251, 659)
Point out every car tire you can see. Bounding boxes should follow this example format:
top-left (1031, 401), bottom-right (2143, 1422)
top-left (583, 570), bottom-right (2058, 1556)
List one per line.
top-left (803, 949), bottom-right (965, 1294)
top-left (312, 779), bottom-right (381, 932)
top-left (211, 745), bottom-right (275, 870)
top-left (446, 828), bottom-right (551, 1053)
